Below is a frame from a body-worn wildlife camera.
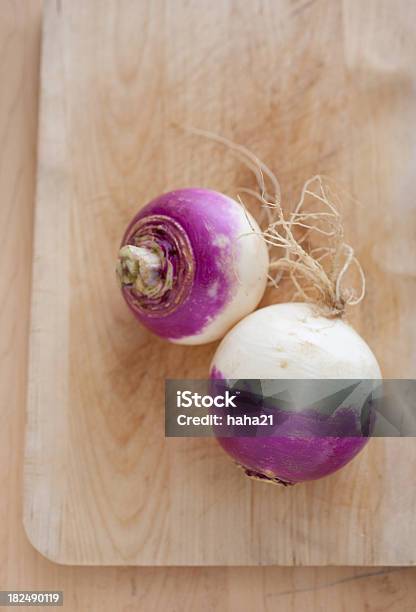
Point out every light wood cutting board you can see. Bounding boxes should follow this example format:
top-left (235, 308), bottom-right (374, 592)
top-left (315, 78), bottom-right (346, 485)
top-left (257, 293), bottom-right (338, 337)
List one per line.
top-left (24, 0), bottom-right (416, 565)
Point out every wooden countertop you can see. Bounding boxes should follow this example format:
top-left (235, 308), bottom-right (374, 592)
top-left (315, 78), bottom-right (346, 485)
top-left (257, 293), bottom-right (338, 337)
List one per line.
top-left (1, 1), bottom-right (416, 609)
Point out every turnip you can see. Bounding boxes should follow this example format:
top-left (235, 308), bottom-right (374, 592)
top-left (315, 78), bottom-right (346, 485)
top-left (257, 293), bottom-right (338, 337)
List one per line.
top-left (211, 302), bottom-right (381, 484)
top-left (117, 188), bottom-right (269, 344)
top-left (209, 167), bottom-right (382, 485)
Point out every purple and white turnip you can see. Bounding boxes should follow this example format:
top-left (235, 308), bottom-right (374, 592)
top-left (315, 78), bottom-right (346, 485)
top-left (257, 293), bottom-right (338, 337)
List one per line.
top-left (210, 302), bottom-right (381, 485)
top-left (208, 167), bottom-right (382, 485)
top-left (117, 188), bottom-right (268, 345)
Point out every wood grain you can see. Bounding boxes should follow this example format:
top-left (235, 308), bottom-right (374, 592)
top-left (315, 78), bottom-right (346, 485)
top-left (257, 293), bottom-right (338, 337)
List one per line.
top-left (2, 1), bottom-right (416, 610)
top-left (23, 0), bottom-right (416, 567)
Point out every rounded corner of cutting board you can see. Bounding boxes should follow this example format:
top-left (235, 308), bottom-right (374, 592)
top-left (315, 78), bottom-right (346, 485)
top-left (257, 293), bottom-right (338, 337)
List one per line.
top-left (22, 515), bottom-right (70, 566)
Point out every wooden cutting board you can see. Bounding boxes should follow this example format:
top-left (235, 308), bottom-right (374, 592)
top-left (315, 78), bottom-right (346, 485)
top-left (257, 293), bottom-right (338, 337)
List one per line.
top-left (24, 0), bottom-right (416, 565)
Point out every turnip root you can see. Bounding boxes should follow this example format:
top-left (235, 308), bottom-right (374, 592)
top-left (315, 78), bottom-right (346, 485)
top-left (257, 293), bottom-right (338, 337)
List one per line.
top-left (117, 188), bottom-right (269, 345)
top-left (205, 143), bottom-right (381, 485)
